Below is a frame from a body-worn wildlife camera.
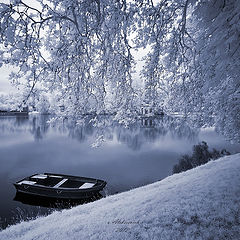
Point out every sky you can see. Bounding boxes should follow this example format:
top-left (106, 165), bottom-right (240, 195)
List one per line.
top-left (0, 66), bottom-right (19, 95)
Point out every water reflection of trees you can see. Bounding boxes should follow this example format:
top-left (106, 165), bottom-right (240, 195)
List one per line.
top-left (0, 115), bottom-right (199, 149)
top-left (0, 116), bottom-right (29, 134)
top-left (57, 115), bottom-right (199, 150)
top-left (0, 115), bottom-right (50, 141)
top-left (30, 115), bottom-right (50, 140)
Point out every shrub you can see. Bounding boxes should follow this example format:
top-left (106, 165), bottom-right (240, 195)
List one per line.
top-left (173, 142), bottom-right (231, 174)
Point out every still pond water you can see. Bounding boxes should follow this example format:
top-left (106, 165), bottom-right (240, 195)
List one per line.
top-left (0, 114), bottom-right (239, 229)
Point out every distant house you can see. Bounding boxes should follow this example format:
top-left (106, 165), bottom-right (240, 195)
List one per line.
top-left (141, 101), bottom-right (154, 116)
top-left (140, 100), bottom-right (163, 116)
top-left (140, 78), bottom-right (164, 116)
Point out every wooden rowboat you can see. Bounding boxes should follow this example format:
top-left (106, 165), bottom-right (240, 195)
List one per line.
top-left (14, 173), bottom-right (107, 199)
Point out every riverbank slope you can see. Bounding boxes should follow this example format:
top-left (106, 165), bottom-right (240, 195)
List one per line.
top-left (1, 153), bottom-right (240, 240)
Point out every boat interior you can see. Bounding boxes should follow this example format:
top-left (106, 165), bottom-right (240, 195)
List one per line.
top-left (17, 174), bottom-right (96, 189)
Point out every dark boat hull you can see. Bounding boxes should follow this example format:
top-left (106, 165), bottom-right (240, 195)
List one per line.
top-left (14, 185), bottom-right (103, 199)
top-left (14, 173), bottom-right (107, 200)
top-left (14, 192), bottom-right (103, 208)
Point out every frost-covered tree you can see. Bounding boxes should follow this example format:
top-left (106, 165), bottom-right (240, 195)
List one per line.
top-left (135, 0), bottom-right (240, 142)
top-left (0, 92), bottom-right (25, 110)
top-left (193, 0), bottom-right (240, 142)
top-left (0, 0), bottom-right (135, 116)
top-left (35, 94), bottom-right (50, 114)
top-left (0, 0), bottom-right (239, 141)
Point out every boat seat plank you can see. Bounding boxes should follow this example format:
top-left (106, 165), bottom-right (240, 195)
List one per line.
top-left (48, 175), bottom-right (62, 178)
top-left (79, 183), bottom-right (95, 189)
top-left (19, 180), bottom-right (36, 185)
top-left (53, 178), bottom-right (68, 188)
top-left (31, 174), bottom-right (48, 179)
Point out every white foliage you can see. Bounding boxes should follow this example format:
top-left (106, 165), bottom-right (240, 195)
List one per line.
top-left (0, 0), bottom-right (239, 141)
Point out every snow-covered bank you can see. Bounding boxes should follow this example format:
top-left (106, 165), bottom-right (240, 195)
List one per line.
top-left (1, 154), bottom-right (240, 240)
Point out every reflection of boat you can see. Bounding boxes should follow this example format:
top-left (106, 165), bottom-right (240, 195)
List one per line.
top-left (14, 192), bottom-right (103, 209)
top-left (14, 173), bottom-right (107, 199)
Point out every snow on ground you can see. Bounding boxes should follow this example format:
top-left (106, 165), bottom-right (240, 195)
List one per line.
top-left (1, 154), bottom-right (240, 240)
